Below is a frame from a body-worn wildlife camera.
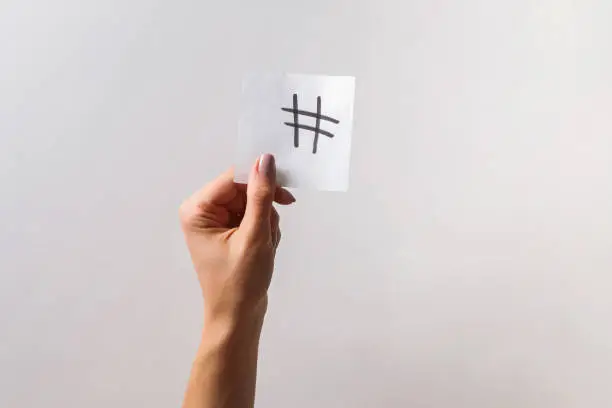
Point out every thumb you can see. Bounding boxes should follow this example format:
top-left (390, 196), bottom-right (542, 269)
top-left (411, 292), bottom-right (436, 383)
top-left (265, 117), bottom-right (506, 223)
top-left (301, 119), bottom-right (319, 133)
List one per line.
top-left (241, 154), bottom-right (277, 239)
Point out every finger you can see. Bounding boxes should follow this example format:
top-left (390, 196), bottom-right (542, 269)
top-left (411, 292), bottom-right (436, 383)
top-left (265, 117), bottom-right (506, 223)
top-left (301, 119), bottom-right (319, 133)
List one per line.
top-left (276, 229), bottom-right (282, 249)
top-left (186, 168), bottom-right (236, 206)
top-left (180, 168), bottom-right (243, 228)
top-left (270, 207), bottom-right (280, 247)
top-left (274, 187), bottom-right (296, 205)
top-left (272, 221), bottom-right (282, 249)
top-left (236, 183), bottom-right (296, 206)
top-left (241, 154), bottom-right (276, 239)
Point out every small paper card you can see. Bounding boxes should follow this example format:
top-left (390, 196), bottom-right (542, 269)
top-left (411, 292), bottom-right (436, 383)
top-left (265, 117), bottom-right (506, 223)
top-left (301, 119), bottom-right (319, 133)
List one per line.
top-left (234, 73), bottom-right (356, 191)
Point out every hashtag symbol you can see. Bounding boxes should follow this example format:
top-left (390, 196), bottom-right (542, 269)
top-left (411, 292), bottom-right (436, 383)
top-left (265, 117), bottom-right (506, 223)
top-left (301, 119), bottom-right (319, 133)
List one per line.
top-left (281, 94), bottom-right (340, 154)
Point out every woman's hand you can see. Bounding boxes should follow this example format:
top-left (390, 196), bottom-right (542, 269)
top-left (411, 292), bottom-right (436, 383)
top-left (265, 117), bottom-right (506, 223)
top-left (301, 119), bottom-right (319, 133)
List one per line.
top-left (180, 154), bottom-right (295, 408)
top-left (179, 154), bottom-right (295, 324)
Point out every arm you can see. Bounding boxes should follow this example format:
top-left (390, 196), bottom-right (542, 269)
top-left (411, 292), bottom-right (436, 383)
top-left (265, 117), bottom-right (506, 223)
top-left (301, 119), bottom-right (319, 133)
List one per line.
top-left (182, 309), bottom-right (264, 408)
top-left (179, 154), bottom-right (295, 408)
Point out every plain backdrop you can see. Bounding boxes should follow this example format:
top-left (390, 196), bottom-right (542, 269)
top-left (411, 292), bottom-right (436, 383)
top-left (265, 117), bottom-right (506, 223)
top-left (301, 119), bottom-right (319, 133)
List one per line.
top-left (1, 1), bottom-right (611, 407)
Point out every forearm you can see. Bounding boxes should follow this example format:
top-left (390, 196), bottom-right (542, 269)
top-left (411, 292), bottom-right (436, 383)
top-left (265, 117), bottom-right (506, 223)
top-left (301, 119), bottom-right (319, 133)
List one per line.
top-left (182, 310), bottom-right (266, 408)
top-left (180, 155), bottom-right (288, 408)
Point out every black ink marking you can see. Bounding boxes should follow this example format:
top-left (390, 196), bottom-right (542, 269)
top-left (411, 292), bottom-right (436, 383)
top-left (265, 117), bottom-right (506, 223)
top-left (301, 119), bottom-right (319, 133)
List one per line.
top-left (292, 94), bottom-right (299, 147)
top-left (281, 94), bottom-right (339, 154)
top-left (282, 123), bottom-right (335, 139)
top-left (313, 96), bottom-right (321, 154)
top-left (281, 108), bottom-right (340, 124)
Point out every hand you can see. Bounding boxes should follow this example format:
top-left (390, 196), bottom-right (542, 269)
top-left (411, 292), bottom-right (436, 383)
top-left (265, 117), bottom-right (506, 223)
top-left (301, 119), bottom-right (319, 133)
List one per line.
top-left (179, 154), bottom-right (296, 324)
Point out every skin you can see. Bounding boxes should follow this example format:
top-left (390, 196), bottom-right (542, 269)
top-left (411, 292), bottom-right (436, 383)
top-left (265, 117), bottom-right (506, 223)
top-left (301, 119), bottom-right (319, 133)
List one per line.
top-left (180, 154), bottom-right (295, 408)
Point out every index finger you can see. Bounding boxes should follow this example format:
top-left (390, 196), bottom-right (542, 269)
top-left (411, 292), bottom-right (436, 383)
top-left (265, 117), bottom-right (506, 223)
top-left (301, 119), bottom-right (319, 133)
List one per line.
top-left (189, 168), bottom-right (237, 206)
top-left (234, 183), bottom-right (296, 205)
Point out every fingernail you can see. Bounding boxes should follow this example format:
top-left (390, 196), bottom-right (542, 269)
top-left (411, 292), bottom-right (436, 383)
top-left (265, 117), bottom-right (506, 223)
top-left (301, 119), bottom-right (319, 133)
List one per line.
top-left (286, 190), bottom-right (296, 203)
top-left (258, 153), bottom-right (275, 178)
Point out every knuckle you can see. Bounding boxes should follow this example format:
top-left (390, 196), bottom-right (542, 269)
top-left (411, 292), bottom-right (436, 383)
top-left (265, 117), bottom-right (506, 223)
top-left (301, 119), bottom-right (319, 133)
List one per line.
top-left (178, 201), bottom-right (198, 226)
top-left (275, 230), bottom-right (282, 247)
top-left (178, 202), bottom-right (191, 222)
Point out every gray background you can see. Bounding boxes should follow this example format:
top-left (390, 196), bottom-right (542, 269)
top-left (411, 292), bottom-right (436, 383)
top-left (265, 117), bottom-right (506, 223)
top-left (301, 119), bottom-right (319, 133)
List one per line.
top-left (1, 1), bottom-right (611, 407)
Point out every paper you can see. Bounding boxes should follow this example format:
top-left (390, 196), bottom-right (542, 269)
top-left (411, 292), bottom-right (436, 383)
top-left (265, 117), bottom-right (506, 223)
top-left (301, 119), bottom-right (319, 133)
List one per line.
top-left (234, 73), bottom-right (356, 191)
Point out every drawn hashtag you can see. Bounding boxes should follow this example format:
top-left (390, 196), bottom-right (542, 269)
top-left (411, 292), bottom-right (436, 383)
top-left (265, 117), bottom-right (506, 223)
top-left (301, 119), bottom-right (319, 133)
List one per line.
top-left (281, 94), bottom-right (340, 154)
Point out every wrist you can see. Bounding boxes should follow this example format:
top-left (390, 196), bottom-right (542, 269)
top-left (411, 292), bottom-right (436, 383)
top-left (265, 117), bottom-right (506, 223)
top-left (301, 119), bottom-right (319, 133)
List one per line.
top-left (203, 295), bottom-right (268, 328)
top-left (200, 298), bottom-right (268, 349)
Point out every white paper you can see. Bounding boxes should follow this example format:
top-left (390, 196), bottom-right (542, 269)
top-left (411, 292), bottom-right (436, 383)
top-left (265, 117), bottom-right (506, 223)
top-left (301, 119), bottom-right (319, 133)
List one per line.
top-left (234, 73), bottom-right (356, 191)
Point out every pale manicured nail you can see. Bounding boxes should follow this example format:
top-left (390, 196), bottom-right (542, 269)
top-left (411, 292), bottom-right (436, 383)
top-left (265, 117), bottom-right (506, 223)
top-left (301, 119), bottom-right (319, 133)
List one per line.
top-left (258, 154), bottom-right (275, 178)
top-left (286, 190), bottom-right (296, 203)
